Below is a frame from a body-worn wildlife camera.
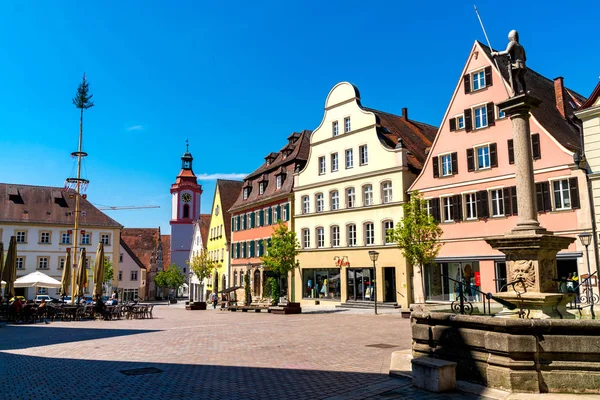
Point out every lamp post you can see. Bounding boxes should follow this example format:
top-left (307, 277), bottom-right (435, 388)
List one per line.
top-left (368, 250), bottom-right (379, 315)
top-left (578, 232), bottom-right (594, 309)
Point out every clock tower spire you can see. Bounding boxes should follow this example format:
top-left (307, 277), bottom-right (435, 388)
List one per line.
top-left (170, 140), bottom-right (203, 277)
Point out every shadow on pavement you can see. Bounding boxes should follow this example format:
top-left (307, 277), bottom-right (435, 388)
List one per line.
top-left (0, 325), bottom-right (160, 351)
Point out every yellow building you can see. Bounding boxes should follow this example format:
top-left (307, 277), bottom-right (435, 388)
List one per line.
top-left (293, 82), bottom-right (437, 309)
top-left (205, 179), bottom-right (244, 295)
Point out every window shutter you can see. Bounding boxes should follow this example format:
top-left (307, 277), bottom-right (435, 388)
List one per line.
top-left (569, 177), bottom-right (580, 209)
top-left (484, 66), bottom-right (493, 87)
top-left (451, 152), bottom-right (458, 175)
top-left (490, 143), bottom-right (498, 168)
top-left (542, 182), bottom-right (551, 212)
top-left (276, 205), bottom-right (282, 222)
top-left (285, 203), bottom-right (290, 221)
top-left (466, 148), bottom-right (475, 172)
top-left (487, 102), bottom-right (495, 127)
top-left (237, 243), bottom-right (241, 258)
top-left (449, 118), bottom-right (457, 132)
top-left (464, 74), bottom-right (471, 94)
top-left (250, 241), bottom-right (255, 257)
top-left (464, 109), bottom-right (473, 132)
top-left (258, 240), bottom-right (264, 256)
top-left (231, 243), bottom-right (235, 258)
top-left (531, 133), bottom-right (541, 160)
top-left (511, 186), bottom-right (518, 215)
top-left (433, 156), bottom-right (439, 178)
top-left (231, 217), bottom-right (235, 232)
top-left (476, 190), bottom-right (489, 218)
top-left (250, 212), bottom-right (255, 228)
top-left (503, 187), bottom-right (512, 216)
top-left (236, 215), bottom-right (241, 230)
top-left (267, 207), bottom-right (272, 224)
top-left (536, 182), bottom-right (551, 212)
top-left (242, 214), bottom-right (246, 230)
top-left (507, 139), bottom-right (515, 164)
top-left (259, 209), bottom-right (264, 226)
top-left (431, 198), bottom-right (441, 222)
top-left (453, 194), bottom-right (462, 222)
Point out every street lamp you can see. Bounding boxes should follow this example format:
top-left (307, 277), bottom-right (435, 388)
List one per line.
top-left (369, 250), bottom-right (379, 315)
top-left (578, 232), bottom-right (594, 308)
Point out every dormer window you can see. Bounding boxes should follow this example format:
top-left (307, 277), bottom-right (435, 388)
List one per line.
top-left (264, 152), bottom-right (278, 166)
top-left (275, 167), bottom-right (286, 190)
top-left (276, 175), bottom-right (282, 189)
top-left (259, 183), bottom-right (265, 195)
top-left (243, 188), bottom-right (249, 200)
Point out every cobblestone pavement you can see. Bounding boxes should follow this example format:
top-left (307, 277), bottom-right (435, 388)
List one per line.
top-left (0, 305), bottom-right (489, 399)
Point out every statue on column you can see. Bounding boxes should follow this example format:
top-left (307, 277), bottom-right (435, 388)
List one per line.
top-left (491, 30), bottom-right (527, 96)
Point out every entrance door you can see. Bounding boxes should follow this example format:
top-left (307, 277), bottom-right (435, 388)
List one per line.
top-left (383, 267), bottom-right (396, 303)
top-left (346, 268), bottom-right (374, 301)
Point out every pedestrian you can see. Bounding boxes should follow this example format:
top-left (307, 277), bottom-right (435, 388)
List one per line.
top-left (111, 290), bottom-right (118, 305)
top-left (212, 292), bottom-right (218, 309)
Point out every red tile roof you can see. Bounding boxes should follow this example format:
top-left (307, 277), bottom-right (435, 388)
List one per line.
top-left (161, 234), bottom-right (171, 269)
top-left (0, 183), bottom-right (122, 228)
top-left (121, 228), bottom-right (161, 272)
top-left (578, 81), bottom-right (600, 110)
top-left (215, 180), bottom-right (244, 242)
top-left (198, 214), bottom-right (211, 246)
top-left (119, 238), bottom-right (146, 270)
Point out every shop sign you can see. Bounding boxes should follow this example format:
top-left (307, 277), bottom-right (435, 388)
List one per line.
top-left (334, 256), bottom-right (350, 268)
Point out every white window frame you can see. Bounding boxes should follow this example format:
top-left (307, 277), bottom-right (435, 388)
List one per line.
top-left (316, 227), bottom-right (325, 248)
top-left (282, 203), bottom-right (288, 221)
top-left (302, 196), bottom-right (310, 214)
top-left (316, 193), bottom-right (324, 212)
top-left (464, 192), bottom-right (477, 220)
top-left (38, 257), bottom-right (49, 270)
top-left (497, 106), bottom-right (506, 119)
top-left (331, 225), bottom-right (340, 247)
top-left (302, 229), bottom-right (310, 249)
top-left (440, 153), bottom-right (452, 176)
top-left (359, 145), bottom-right (368, 165)
top-left (16, 231), bottom-right (27, 243)
top-left (61, 232), bottom-right (71, 245)
top-left (331, 153), bottom-right (339, 172)
top-left (347, 224), bottom-right (357, 247)
top-left (551, 178), bottom-right (572, 210)
top-left (16, 256), bottom-right (25, 269)
top-left (383, 220), bottom-right (394, 244)
top-left (345, 149), bottom-right (354, 169)
top-left (471, 68), bottom-right (486, 91)
top-left (81, 233), bottom-right (91, 245)
top-left (382, 181), bottom-right (393, 204)
top-left (456, 114), bottom-right (465, 130)
top-left (131, 270), bottom-right (138, 281)
top-left (489, 188), bottom-right (504, 217)
top-left (364, 222), bottom-right (375, 246)
top-left (318, 156), bottom-right (326, 175)
top-left (243, 188), bottom-right (249, 199)
top-left (332, 121), bottom-right (339, 137)
top-left (441, 195), bottom-right (454, 222)
top-left (100, 233), bottom-right (110, 245)
top-left (330, 190), bottom-right (339, 211)
top-left (475, 144), bottom-right (491, 170)
top-left (276, 175), bottom-right (282, 189)
top-left (424, 198), bottom-right (432, 216)
top-left (363, 185), bottom-right (373, 206)
top-left (40, 231), bottom-right (51, 244)
top-left (346, 187), bottom-right (356, 208)
top-left (344, 117), bottom-right (351, 133)
top-left (474, 104), bottom-right (488, 129)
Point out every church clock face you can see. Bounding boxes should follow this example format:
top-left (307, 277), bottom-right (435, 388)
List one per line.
top-left (181, 193), bottom-right (192, 203)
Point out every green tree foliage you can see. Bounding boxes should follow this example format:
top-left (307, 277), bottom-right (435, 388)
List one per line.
top-left (244, 272), bottom-right (251, 306)
top-left (261, 221), bottom-right (300, 301)
top-left (72, 73), bottom-right (94, 110)
top-left (266, 277), bottom-right (280, 305)
top-left (154, 264), bottom-right (185, 292)
top-left (186, 249), bottom-right (214, 284)
top-left (390, 191), bottom-right (443, 303)
top-left (104, 259), bottom-right (114, 284)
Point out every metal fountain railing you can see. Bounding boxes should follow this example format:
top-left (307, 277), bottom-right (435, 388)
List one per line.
top-left (440, 274), bottom-right (519, 315)
top-left (563, 271), bottom-right (599, 309)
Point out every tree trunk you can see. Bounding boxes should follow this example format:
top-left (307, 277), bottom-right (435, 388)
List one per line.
top-left (420, 263), bottom-right (426, 304)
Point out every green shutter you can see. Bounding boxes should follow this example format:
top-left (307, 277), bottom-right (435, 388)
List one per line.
top-left (276, 205), bottom-right (281, 222)
top-left (267, 207), bottom-right (272, 224)
top-left (231, 243), bottom-right (235, 258)
top-left (231, 217), bottom-right (235, 232)
top-left (258, 240), bottom-right (263, 256)
top-left (259, 210), bottom-right (264, 226)
top-left (236, 215), bottom-right (241, 230)
top-left (285, 203), bottom-right (290, 221)
top-left (250, 212), bottom-right (255, 228)
top-left (242, 213), bottom-right (246, 230)
top-left (250, 240), bottom-right (255, 257)
top-left (236, 243), bottom-right (240, 258)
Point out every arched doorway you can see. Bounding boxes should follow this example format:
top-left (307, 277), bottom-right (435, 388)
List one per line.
top-left (253, 269), bottom-right (261, 297)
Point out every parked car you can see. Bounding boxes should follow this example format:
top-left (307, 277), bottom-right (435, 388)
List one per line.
top-left (59, 296), bottom-right (73, 303)
top-left (34, 295), bottom-right (51, 304)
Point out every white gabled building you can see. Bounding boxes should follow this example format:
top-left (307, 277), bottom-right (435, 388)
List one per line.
top-left (189, 215), bottom-right (211, 302)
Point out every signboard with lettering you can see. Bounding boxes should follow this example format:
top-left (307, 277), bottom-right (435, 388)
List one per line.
top-left (334, 256), bottom-right (350, 268)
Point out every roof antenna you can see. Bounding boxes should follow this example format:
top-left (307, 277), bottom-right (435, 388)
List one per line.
top-left (474, 5), bottom-right (511, 97)
top-left (186, 139), bottom-right (189, 152)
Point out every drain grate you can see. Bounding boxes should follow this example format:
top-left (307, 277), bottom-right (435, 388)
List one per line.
top-left (120, 367), bottom-right (163, 376)
top-left (365, 343), bottom-right (398, 349)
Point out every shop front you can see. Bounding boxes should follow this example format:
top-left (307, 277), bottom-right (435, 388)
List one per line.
top-left (424, 261), bottom-right (482, 302)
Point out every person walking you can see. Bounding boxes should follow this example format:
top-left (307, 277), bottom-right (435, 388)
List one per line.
top-left (212, 292), bottom-right (218, 309)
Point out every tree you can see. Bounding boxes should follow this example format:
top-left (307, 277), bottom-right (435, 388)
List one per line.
top-left (261, 221), bottom-right (300, 301)
top-left (390, 191), bottom-right (443, 303)
top-left (104, 259), bottom-right (114, 284)
top-left (154, 265), bottom-right (185, 296)
top-left (186, 249), bottom-right (215, 301)
top-left (266, 277), bottom-right (279, 305)
top-left (244, 271), bottom-right (251, 306)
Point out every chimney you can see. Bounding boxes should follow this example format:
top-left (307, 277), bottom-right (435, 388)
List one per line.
top-left (554, 77), bottom-right (566, 118)
top-left (402, 107), bottom-right (408, 120)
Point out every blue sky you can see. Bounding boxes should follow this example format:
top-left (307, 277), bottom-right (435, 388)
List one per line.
top-left (1, 1), bottom-right (598, 234)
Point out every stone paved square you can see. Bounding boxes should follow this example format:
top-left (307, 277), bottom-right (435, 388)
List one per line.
top-left (0, 305), bottom-right (489, 399)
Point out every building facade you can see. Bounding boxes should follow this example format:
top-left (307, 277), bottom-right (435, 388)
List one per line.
top-left (293, 82), bottom-right (436, 308)
top-left (229, 130), bottom-right (311, 302)
top-left (0, 183), bottom-right (122, 299)
top-left (117, 238), bottom-right (147, 301)
top-left (409, 41), bottom-right (593, 302)
top-left (170, 146), bottom-right (203, 278)
top-left (205, 179), bottom-right (244, 295)
top-left (189, 214), bottom-right (211, 302)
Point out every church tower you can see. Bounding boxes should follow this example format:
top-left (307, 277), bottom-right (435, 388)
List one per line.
top-left (170, 141), bottom-right (203, 276)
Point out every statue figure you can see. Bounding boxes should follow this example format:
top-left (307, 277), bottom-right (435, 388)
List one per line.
top-left (491, 30), bottom-right (527, 96)
top-left (510, 260), bottom-right (535, 291)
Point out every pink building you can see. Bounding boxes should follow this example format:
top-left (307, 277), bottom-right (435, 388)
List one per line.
top-left (409, 41), bottom-right (593, 302)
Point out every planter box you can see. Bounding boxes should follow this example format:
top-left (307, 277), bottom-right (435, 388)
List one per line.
top-left (270, 302), bottom-right (302, 315)
top-left (185, 301), bottom-right (207, 311)
top-left (169, 299), bottom-right (178, 304)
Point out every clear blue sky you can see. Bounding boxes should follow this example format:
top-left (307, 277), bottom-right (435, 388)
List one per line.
top-left (1, 1), bottom-right (598, 234)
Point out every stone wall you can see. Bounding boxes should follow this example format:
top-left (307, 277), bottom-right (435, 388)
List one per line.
top-left (411, 311), bottom-right (600, 393)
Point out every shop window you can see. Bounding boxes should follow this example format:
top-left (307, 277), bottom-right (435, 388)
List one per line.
top-left (424, 261), bottom-right (481, 302)
top-left (302, 268), bottom-right (341, 300)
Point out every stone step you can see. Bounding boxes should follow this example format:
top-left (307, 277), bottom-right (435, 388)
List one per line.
top-left (336, 302), bottom-right (399, 310)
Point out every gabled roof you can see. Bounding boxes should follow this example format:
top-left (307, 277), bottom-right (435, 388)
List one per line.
top-left (215, 180), bottom-right (244, 241)
top-left (578, 81), bottom-right (600, 110)
top-left (478, 42), bottom-right (585, 153)
top-left (161, 235), bottom-right (171, 268)
top-left (362, 108), bottom-right (438, 171)
top-left (119, 238), bottom-right (146, 270)
top-left (229, 130), bottom-right (311, 212)
top-left (121, 228), bottom-right (161, 271)
top-left (0, 183), bottom-right (122, 228)
top-left (198, 214), bottom-right (211, 246)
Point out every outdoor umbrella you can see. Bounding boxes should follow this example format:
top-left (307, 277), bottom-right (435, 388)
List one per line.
top-left (14, 271), bottom-right (62, 298)
top-left (76, 247), bottom-right (87, 300)
top-left (60, 249), bottom-right (71, 298)
top-left (93, 242), bottom-right (104, 297)
top-left (0, 242), bottom-right (4, 288)
top-left (2, 236), bottom-right (17, 299)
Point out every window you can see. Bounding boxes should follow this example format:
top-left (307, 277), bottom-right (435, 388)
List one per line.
top-left (331, 153), bottom-right (339, 172)
top-left (16, 257), bottom-right (24, 269)
top-left (118, 271), bottom-right (123, 281)
top-left (347, 224), bottom-right (357, 246)
top-left (344, 117), bottom-right (351, 133)
top-left (131, 270), bottom-right (138, 281)
top-left (302, 196), bottom-right (309, 214)
top-left (363, 185), bottom-right (373, 206)
top-left (37, 287), bottom-right (47, 295)
top-left (476, 145), bottom-right (490, 170)
top-left (316, 227), bottom-right (325, 248)
top-left (364, 222), bottom-right (374, 245)
top-left (346, 188), bottom-right (356, 208)
top-left (81, 233), bottom-right (91, 245)
top-left (302, 229), bottom-right (310, 249)
top-left (243, 188), bottom-right (249, 199)
top-left (282, 203), bottom-right (288, 222)
top-left (382, 182), bottom-right (393, 204)
top-left (440, 154), bottom-right (453, 176)
top-left (259, 183), bottom-right (264, 195)
top-left (331, 226), bottom-right (340, 247)
top-left (40, 231), bottom-right (51, 244)
top-left (316, 193), bottom-right (324, 212)
top-left (61, 232), bottom-right (71, 245)
top-left (59, 257), bottom-right (66, 270)
top-left (497, 106), bottom-right (506, 119)
top-left (16, 231), bottom-right (26, 243)
top-left (345, 149), bottom-right (354, 169)
top-left (424, 199), bottom-right (432, 216)
top-left (332, 121), bottom-right (339, 137)
top-left (457, 115), bottom-right (465, 129)
top-left (183, 204), bottom-right (190, 218)
top-left (553, 179), bottom-right (571, 210)
top-left (276, 175), bottom-right (282, 189)
top-left (442, 196), bottom-right (454, 222)
top-left (383, 220), bottom-right (394, 244)
top-left (318, 156), bottom-right (326, 175)
top-left (474, 105), bottom-right (488, 129)
top-left (472, 69), bottom-right (485, 91)
top-left (359, 145), bottom-right (368, 165)
top-left (101, 234), bottom-right (110, 245)
top-left (119, 253), bottom-right (123, 263)
top-left (247, 214), bottom-right (252, 228)
top-left (465, 193), bottom-right (477, 220)
top-left (490, 189), bottom-right (504, 216)
top-left (38, 257), bottom-right (49, 270)
top-left (330, 190), bottom-right (339, 210)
